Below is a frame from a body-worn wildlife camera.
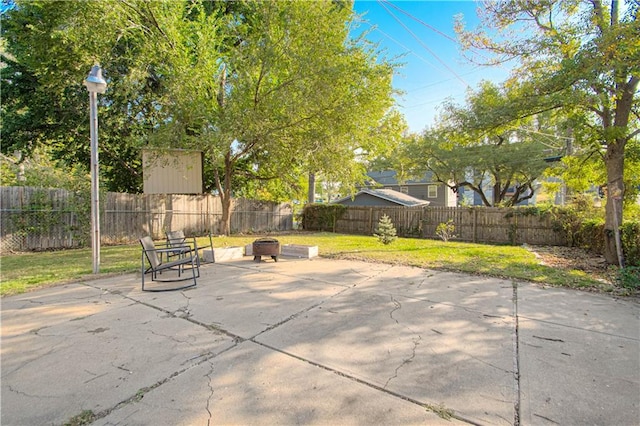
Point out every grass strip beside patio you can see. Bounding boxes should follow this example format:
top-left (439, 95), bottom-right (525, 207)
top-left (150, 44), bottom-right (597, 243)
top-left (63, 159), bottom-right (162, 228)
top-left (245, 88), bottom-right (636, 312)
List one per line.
top-left (0, 232), bottom-right (610, 297)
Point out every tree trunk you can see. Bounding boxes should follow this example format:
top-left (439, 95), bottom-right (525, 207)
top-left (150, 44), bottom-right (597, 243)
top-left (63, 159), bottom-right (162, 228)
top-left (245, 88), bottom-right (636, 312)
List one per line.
top-left (220, 191), bottom-right (232, 236)
top-left (602, 75), bottom-right (638, 265)
top-left (603, 138), bottom-right (625, 265)
top-left (308, 172), bottom-right (316, 204)
top-left (214, 152), bottom-right (234, 236)
top-left (492, 181), bottom-right (501, 206)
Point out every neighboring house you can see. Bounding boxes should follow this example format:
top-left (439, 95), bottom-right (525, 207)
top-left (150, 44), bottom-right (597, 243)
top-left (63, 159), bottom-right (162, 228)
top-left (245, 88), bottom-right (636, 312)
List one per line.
top-left (365, 171), bottom-right (457, 207)
top-left (333, 188), bottom-right (430, 207)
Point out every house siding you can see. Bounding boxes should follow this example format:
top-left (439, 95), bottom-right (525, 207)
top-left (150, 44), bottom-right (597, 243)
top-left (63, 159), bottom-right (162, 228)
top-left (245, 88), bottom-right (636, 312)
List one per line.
top-left (382, 184), bottom-right (453, 206)
top-left (366, 171), bottom-right (457, 207)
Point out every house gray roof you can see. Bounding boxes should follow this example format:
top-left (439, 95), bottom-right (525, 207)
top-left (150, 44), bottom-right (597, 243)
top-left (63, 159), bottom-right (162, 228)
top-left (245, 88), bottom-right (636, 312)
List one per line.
top-left (367, 170), bottom-right (436, 185)
top-left (333, 188), bottom-right (430, 207)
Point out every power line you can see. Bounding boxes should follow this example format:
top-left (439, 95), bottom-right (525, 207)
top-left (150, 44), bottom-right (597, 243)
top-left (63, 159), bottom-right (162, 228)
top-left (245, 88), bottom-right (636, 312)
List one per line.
top-left (404, 91), bottom-right (467, 109)
top-left (357, 20), bottom-right (441, 70)
top-left (379, 0), bottom-right (459, 44)
top-left (377, 0), bottom-right (470, 88)
top-left (407, 68), bottom-right (484, 92)
top-left (379, 0), bottom-right (503, 68)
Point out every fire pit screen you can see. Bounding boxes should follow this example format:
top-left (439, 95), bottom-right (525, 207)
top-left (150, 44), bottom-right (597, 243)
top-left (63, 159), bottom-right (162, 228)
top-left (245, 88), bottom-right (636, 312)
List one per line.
top-left (252, 238), bottom-right (280, 262)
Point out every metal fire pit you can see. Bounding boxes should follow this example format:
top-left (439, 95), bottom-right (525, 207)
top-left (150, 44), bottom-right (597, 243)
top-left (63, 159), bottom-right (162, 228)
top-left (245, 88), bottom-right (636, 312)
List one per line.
top-left (252, 238), bottom-right (280, 262)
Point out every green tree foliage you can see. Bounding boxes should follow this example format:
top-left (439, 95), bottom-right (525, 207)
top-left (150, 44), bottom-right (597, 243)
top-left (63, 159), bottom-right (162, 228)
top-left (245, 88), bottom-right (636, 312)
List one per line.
top-left (407, 82), bottom-right (550, 207)
top-left (129, 1), bottom-right (397, 234)
top-left (2, 1), bottom-right (397, 235)
top-left (0, 0), bottom-right (161, 192)
top-left (0, 147), bottom-right (89, 191)
top-left (456, 0), bottom-right (639, 264)
top-left (374, 214), bottom-right (397, 245)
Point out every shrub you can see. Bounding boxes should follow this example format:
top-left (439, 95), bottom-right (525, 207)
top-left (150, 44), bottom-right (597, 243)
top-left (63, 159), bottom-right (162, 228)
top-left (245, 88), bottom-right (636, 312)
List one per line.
top-left (621, 221), bottom-right (640, 266)
top-left (374, 214), bottom-right (397, 245)
top-left (569, 219), bottom-right (638, 267)
top-left (616, 266), bottom-right (640, 290)
top-left (435, 219), bottom-right (456, 242)
top-left (301, 204), bottom-right (346, 232)
top-left (575, 218), bottom-right (605, 253)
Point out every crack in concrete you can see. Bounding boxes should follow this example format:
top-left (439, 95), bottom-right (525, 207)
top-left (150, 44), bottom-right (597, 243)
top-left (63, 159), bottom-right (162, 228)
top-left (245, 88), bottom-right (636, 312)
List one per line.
top-left (250, 284), bottom-right (356, 340)
top-left (83, 370), bottom-right (109, 384)
top-left (512, 281), bottom-right (522, 426)
top-left (174, 290), bottom-right (193, 319)
top-left (1, 344), bottom-right (64, 379)
top-left (7, 384), bottom-right (60, 399)
top-left (204, 361), bottom-right (215, 426)
top-left (389, 295), bottom-right (402, 324)
top-left (113, 363), bottom-right (133, 375)
top-left (533, 412), bottom-right (560, 424)
top-left (86, 342), bottom-right (240, 424)
top-left (383, 335), bottom-right (421, 389)
top-left (252, 339), bottom-right (479, 425)
top-left (148, 329), bottom-right (196, 347)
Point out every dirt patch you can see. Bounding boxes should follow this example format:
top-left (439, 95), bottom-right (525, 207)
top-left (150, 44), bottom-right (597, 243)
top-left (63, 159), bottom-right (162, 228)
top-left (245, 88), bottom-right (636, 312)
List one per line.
top-left (524, 245), bottom-right (617, 285)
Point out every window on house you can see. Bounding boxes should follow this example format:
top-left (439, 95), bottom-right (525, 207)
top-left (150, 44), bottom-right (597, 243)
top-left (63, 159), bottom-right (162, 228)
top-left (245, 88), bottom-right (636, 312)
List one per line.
top-left (400, 186), bottom-right (409, 194)
top-left (427, 185), bottom-right (438, 198)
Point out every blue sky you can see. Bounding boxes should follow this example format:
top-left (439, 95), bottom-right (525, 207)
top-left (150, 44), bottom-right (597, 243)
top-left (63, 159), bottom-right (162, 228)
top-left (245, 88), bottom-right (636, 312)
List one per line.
top-left (352, 0), bottom-right (513, 133)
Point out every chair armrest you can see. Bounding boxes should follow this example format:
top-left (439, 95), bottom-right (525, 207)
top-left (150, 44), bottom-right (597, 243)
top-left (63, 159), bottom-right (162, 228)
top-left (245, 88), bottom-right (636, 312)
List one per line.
top-left (145, 246), bottom-right (193, 256)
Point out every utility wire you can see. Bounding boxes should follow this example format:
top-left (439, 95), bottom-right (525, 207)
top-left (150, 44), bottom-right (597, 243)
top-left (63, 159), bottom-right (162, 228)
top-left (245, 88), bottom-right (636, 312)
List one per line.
top-left (358, 20), bottom-right (441, 70)
top-left (370, 1), bottom-right (573, 148)
top-left (379, 0), bottom-right (492, 63)
top-left (408, 68), bottom-right (484, 92)
top-left (379, 0), bottom-right (459, 44)
top-left (377, 0), bottom-right (470, 88)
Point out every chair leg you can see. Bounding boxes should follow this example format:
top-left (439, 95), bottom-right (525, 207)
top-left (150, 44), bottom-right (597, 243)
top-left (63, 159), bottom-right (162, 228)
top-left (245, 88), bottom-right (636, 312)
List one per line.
top-left (190, 255), bottom-right (198, 285)
top-left (141, 251), bottom-right (146, 291)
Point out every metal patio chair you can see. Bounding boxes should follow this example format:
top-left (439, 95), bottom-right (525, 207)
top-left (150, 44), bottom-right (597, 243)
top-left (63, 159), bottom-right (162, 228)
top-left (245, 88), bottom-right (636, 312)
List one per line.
top-left (139, 236), bottom-right (198, 292)
top-left (166, 230), bottom-right (214, 265)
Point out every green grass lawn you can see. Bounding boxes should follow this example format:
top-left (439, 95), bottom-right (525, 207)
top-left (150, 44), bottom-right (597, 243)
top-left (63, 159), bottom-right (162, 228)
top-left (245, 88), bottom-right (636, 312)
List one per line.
top-left (0, 231), bottom-right (613, 297)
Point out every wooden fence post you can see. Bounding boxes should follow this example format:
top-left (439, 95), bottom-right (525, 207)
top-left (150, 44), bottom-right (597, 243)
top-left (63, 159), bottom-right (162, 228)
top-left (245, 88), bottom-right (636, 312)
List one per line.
top-left (473, 208), bottom-right (478, 243)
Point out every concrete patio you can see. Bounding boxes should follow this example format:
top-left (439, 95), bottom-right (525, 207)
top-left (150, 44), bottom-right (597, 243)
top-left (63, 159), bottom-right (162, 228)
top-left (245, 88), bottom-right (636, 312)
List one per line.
top-left (2, 256), bottom-right (639, 425)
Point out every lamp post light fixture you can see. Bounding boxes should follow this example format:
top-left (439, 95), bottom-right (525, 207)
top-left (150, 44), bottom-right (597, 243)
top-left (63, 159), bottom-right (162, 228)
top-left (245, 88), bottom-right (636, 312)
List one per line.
top-left (83, 65), bottom-right (107, 274)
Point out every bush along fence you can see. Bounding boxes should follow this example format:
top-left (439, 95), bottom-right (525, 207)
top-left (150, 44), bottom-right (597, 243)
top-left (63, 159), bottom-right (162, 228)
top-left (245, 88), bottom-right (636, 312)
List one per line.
top-left (303, 204), bottom-right (566, 245)
top-left (1, 186), bottom-right (293, 252)
top-left (302, 204), bottom-right (639, 266)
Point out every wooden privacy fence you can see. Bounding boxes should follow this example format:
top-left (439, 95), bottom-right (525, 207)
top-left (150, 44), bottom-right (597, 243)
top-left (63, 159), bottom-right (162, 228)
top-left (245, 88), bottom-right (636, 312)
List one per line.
top-left (322, 205), bottom-right (566, 246)
top-left (420, 206), bottom-right (566, 246)
top-left (0, 187), bottom-right (293, 252)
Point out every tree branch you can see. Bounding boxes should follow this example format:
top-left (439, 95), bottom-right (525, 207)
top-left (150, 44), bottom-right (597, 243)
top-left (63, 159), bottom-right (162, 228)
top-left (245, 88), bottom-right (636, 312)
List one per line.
top-left (627, 128), bottom-right (640, 141)
top-left (610, 0), bottom-right (619, 26)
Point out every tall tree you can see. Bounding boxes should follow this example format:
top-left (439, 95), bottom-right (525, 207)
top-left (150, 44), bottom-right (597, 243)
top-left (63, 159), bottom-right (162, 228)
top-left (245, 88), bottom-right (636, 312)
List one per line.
top-left (134, 1), bottom-right (396, 234)
top-left (0, 0), bottom-right (165, 192)
top-left (456, 0), bottom-right (639, 264)
top-left (405, 81), bottom-right (551, 206)
top-left (2, 1), bottom-right (397, 235)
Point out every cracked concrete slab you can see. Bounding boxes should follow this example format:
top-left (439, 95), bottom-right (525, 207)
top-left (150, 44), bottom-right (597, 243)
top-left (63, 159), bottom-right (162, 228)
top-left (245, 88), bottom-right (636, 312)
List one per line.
top-left (517, 284), bottom-right (640, 426)
top-left (519, 318), bottom-right (639, 425)
top-left (517, 284), bottom-right (640, 339)
top-left (354, 265), bottom-right (516, 317)
top-left (1, 283), bottom-right (235, 426)
top-left (2, 257), bottom-right (639, 426)
top-left (255, 287), bottom-right (516, 425)
top-left (94, 340), bottom-right (463, 425)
